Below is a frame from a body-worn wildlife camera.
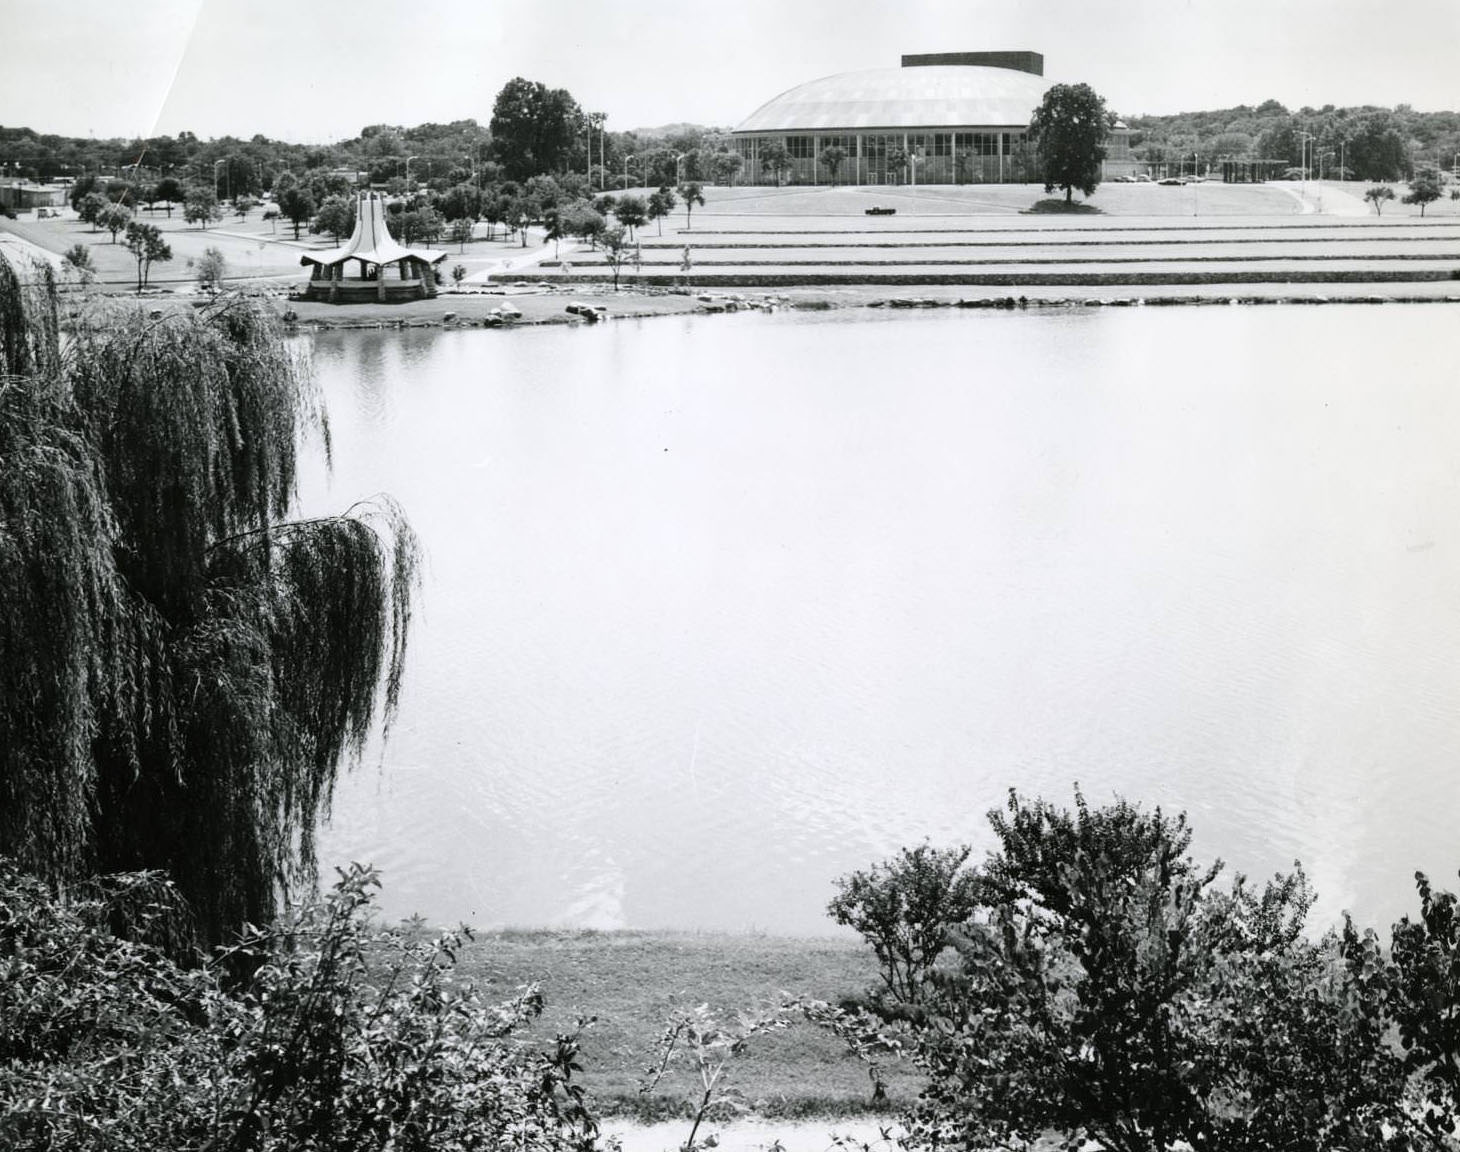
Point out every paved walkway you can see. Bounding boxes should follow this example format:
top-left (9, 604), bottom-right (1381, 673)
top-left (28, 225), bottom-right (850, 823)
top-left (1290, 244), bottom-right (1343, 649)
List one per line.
top-left (1271, 180), bottom-right (1373, 217)
top-left (0, 227), bottom-right (69, 277)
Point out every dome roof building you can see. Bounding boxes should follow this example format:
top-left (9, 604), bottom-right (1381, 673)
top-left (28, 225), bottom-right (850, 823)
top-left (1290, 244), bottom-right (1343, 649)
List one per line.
top-left (729, 52), bottom-right (1133, 186)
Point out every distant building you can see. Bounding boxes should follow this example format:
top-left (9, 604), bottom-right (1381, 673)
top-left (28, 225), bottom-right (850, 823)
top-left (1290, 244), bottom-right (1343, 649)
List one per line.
top-left (0, 180), bottom-right (69, 212)
top-left (300, 191), bottom-right (447, 302)
top-left (731, 51), bottom-right (1134, 185)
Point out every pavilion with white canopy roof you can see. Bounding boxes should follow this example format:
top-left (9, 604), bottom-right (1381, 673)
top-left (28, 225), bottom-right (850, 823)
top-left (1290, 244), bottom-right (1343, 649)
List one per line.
top-left (300, 190), bottom-right (448, 302)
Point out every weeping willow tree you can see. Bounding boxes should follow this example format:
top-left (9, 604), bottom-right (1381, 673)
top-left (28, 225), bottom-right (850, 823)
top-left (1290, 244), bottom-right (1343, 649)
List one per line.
top-left (0, 260), bottom-right (418, 945)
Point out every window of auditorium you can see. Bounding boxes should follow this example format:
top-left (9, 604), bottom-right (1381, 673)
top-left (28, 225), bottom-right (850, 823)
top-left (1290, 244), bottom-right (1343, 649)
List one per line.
top-left (786, 136), bottom-right (813, 159)
top-left (933, 134), bottom-right (953, 157)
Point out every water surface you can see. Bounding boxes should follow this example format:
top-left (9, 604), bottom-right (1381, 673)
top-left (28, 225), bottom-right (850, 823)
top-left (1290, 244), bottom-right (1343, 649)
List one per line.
top-left (299, 305), bottom-right (1460, 936)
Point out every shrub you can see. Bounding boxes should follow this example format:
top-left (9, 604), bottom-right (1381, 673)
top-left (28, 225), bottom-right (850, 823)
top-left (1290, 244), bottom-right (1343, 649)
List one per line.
top-left (828, 842), bottom-right (981, 1009)
top-left (865, 792), bottom-right (1405, 1152)
top-left (0, 861), bottom-right (600, 1151)
top-left (196, 245), bottom-right (227, 291)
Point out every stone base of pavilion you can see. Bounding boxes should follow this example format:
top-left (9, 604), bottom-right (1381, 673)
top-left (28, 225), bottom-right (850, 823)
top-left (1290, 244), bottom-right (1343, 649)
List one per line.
top-left (302, 274), bottom-right (438, 303)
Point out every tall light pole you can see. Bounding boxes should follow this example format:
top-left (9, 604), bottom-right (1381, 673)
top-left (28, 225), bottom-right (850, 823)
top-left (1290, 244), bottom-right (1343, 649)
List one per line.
top-left (1297, 131), bottom-right (1314, 185)
top-left (404, 155), bottom-right (419, 191)
top-left (624, 154), bottom-right (634, 190)
top-left (675, 152), bottom-right (685, 185)
top-left (213, 158), bottom-right (226, 201)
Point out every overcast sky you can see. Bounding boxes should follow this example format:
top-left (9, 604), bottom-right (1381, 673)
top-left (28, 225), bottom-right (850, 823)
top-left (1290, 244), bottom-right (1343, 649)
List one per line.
top-left (3, 0), bottom-right (1458, 143)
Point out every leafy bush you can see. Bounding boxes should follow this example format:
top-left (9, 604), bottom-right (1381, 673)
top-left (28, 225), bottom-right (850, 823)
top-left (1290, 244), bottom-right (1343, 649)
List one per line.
top-left (828, 842), bottom-right (981, 1010)
top-left (847, 792), bottom-right (1409, 1152)
top-left (195, 244), bottom-right (227, 291)
top-left (0, 861), bottom-right (599, 1151)
top-left (1391, 871), bottom-right (1460, 1143)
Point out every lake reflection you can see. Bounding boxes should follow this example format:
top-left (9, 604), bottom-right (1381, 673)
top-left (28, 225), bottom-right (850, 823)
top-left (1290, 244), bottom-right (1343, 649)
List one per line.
top-left (298, 306), bottom-right (1460, 936)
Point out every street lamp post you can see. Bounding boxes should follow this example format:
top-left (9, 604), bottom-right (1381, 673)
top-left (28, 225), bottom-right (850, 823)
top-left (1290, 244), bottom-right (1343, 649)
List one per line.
top-left (404, 155), bottom-right (419, 191)
top-left (213, 159), bottom-right (226, 201)
top-left (1297, 132), bottom-right (1314, 185)
top-left (675, 153), bottom-right (685, 185)
top-left (624, 154), bottom-right (634, 190)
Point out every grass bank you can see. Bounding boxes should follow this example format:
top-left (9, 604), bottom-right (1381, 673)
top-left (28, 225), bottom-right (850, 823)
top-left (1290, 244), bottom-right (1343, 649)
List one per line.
top-left (453, 930), bottom-right (920, 1120)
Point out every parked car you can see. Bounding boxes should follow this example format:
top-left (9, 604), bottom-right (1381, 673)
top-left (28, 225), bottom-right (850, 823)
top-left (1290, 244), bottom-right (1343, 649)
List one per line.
top-left (864, 205), bottom-right (897, 215)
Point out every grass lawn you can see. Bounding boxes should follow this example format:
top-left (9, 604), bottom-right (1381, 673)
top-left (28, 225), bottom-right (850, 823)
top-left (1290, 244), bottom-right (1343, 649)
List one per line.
top-left (453, 930), bottom-right (921, 1120)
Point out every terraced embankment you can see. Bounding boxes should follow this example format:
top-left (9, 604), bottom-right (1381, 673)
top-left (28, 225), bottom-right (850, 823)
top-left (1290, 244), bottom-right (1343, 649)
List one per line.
top-left (506, 183), bottom-right (1460, 297)
top-left (527, 217), bottom-right (1460, 291)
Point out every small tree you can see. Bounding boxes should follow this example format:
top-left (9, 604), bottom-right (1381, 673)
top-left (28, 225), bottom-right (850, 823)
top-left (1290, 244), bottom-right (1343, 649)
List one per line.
top-left (450, 216), bottom-right (474, 252)
top-left (647, 186), bottom-right (676, 236)
top-left (312, 194), bottom-right (356, 243)
top-left (819, 144), bottom-right (848, 184)
top-left (78, 191), bottom-right (109, 231)
top-left (184, 186), bottom-right (222, 229)
top-left (678, 181), bottom-right (705, 229)
top-left (828, 842), bottom-right (981, 1009)
top-left (1403, 167), bottom-right (1444, 216)
top-left (232, 194), bottom-right (255, 220)
top-left (887, 147), bottom-right (910, 184)
top-left (123, 221), bottom-right (172, 290)
top-left (195, 245), bottom-right (227, 292)
top-left (613, 193), bottom-right (647, 240)
top-left (559, 202), bottom-right (605, 249)
top-left (451, 263), bottom-right (467, 286)
top-left (709, 151), bottom-right (743, 186)
top-left (1365, 185), bottom-right (1396, 215)
top-left (639, 1002), bottom-right (795, 1152)
top-left (1028, 81), bottom-right (1111, 203)
top-left (97, 201), bottom-right (133, 243)
top-left (154, 175), bottom-right (184, 217)
top-left (759, 141), bottom-right (791, 186)
top-left (599, 223), bottom-right (629, 290)
top-left (278, 183), bottom-right (316, 239)
top-left (390, 206), bottom-right (444, 246)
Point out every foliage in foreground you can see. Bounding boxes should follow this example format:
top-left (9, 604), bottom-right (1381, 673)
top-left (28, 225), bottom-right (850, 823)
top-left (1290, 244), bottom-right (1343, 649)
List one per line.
top-left (832, 790), bottom-right (1459, 1152)
top-left (0, 860), bottom-right (598, 1152)
top-left (0, 262), bottom-right (418, 946)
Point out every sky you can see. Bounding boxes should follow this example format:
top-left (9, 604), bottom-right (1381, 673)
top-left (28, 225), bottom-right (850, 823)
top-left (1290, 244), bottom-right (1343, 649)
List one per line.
top-left (3, 0), bottom-right (1459, 143)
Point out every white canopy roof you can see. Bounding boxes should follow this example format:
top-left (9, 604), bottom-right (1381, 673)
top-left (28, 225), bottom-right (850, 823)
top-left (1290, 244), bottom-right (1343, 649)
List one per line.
top-left (300, 191), bottom-right (447, 268)
top-left (734, 65), bottom-right (1051, 133)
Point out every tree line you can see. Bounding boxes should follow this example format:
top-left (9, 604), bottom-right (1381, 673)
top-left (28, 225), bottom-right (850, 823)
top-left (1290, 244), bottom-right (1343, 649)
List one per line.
top-left (1127, 99), bottom-right (1460, 181)
top-left (0, 76), bottom-right (742, 204)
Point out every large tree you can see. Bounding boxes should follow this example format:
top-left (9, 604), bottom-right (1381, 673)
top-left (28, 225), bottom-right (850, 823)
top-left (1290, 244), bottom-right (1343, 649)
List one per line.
top-left (0, 264), bottom-right (418, 946)
top-left (489, 77), bottom-right (582, 183)
top-left (1027, 81), bottom-right (1111, 203)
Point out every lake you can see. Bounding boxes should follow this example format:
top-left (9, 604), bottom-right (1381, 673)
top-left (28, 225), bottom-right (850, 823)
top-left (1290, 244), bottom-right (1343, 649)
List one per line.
top-left (299, 304), bottom-right (1460, 937)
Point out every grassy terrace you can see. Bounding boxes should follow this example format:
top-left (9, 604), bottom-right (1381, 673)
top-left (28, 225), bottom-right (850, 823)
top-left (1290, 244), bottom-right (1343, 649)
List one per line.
top-left (5, 178), bottom-right (1459, 321)
top-left (518, 181), bottom-right (1460, 290)
top-left (455, 930), bottom-right (920, 1121)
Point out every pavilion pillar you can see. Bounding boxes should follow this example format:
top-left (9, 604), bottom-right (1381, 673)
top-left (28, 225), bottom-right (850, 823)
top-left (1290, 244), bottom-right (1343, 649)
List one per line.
top-left (329, 262), bottom-right (340, 303)
top-left (422, 259), bottom-right (438, 298)
top-left (378, 261), bottom-right (388, 301)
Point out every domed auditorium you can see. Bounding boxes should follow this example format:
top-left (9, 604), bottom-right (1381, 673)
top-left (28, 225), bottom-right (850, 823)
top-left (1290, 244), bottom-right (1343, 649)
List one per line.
top-left (731, 51), bottom-right (1133, 186)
